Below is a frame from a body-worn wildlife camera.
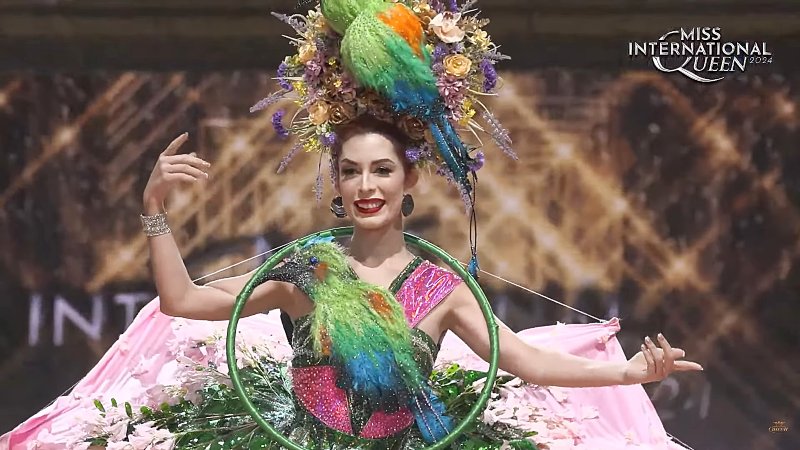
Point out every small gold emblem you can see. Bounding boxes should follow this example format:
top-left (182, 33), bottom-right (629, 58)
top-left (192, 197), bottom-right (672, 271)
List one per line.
top-left (769, 420), bottom-right (789, 433)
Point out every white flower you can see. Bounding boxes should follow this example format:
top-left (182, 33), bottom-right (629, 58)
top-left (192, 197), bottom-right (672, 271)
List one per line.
top-left (429, 12), bottom-right (465, 43)
top-left (126, 422), bottom-right (175, 450)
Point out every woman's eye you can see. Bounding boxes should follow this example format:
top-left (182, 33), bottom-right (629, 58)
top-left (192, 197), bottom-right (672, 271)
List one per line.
top-left (341, 168), bottom-right (358, 176)
top-left (376, 166), bottom-right (393, 175)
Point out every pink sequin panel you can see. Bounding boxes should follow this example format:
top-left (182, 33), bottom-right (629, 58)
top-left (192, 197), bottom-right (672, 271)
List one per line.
top-left (359, 407), bottom-right (415, 438)
top-left (291, 366), bottom-right (353, 434)
top-left (292, 365), bottom-right (415, 438)
top-left (396, 260), bottom-right (462, 328)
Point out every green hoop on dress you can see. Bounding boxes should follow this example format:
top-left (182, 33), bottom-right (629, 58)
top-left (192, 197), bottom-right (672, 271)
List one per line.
top-left (226, 226), bottom-right (500, 449)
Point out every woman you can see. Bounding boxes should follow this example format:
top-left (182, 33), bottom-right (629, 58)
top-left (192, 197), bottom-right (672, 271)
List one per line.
top-left (140, 114), bottom-right (699, 447)
top-left (147, 118), bottom-right (700, 390)
top-left (3, 1), bottom-right (702, 448)
top-left (3, 116), bottom-right (702, 450)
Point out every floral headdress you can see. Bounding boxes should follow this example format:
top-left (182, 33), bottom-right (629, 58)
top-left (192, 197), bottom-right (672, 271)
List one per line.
top-left (252, 0), bottom-right (515, 276)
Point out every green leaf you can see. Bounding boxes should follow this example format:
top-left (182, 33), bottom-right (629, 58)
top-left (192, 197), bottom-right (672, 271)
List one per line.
top-left (110, 398), bottom-right (118, 408)
top-left (509, 439), bottom-right (539, 450)
top-left (124, 402), bottom-right (133, 418)
top-left (93, 399), bottom-right (105, 412)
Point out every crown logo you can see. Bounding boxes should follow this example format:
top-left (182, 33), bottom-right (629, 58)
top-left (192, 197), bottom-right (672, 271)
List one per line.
top-left (769, 420), bottom-right (789, 433)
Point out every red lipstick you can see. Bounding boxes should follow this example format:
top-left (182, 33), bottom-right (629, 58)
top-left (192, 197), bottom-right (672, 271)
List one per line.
top-left (354, 198), bottom-right (385, 215)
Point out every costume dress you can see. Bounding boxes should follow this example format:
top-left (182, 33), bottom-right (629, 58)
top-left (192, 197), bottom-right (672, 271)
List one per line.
top-left (2, 243), bottom-right (687, 450)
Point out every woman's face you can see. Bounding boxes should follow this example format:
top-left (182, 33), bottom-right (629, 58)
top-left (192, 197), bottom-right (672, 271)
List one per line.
top-left (336, 132), bottom-right (417, 230)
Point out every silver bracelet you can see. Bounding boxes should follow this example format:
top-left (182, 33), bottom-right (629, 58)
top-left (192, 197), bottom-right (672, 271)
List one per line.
top-left (140, 212), bottom-right (171, 237)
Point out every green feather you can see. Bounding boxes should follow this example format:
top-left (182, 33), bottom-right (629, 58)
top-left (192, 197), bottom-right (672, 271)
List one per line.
top-left (321, 0), bottom-right (385, 35)
top-left (340, 7), bottom-right (435, 101)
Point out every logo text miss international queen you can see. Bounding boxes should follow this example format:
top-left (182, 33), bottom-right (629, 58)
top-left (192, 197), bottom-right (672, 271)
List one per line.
top-left (628, 27), bottom-right (772, 83)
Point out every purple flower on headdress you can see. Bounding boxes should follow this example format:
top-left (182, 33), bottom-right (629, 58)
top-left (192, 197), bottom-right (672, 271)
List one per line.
top-left (272, 110), bottom-right (289, 139)
top-left (304, 58), bottom-right (324, 84)
top-left (405, 147), bottom-right (422, 163)
top-left (250, 91), bottom-right (285, 113)
top-left (480, 59), bottom-right (497, 92)
top-left (433, 44), bottom-right (448, 63)
top-left (432, 0), bottom-right (457, 13)
top-left (277, 141), bottom-right (303, 173)
top-left (481, 110), bottom-right (517, 160)
top-left (321, 131), bottom-right (337, 148)
top-left (277, 62), bottom-right (293, 91)
top-left (467, 151), bottom-right (485, 172)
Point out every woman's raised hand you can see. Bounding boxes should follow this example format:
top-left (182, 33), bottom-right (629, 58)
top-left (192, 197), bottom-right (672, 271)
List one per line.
top-left (142, 133), bottom-right (210, 213)
top-left (623, 333), bottom-right (704, 385)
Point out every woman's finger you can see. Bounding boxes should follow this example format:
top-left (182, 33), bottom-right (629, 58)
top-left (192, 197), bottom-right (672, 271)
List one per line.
top-left (674, 360), bottom-right (704, 372)
top-left (161, 133), bottom-right (189, 156)
top-left (658, 333), bottom-right (675, 375)
top-left (166, 163), bottom-right (209, 180)
top-left (644, 336), bottom-right (662, 375)
top-left (641, 344), bottom-right (655, 373)
top-left (164, 153), bottom-right (211, 169)
top-left (164, 172), bottom-right (199, 183)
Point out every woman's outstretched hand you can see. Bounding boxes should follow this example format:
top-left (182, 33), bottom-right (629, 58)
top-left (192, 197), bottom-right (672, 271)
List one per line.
top-left (623, 333), bottom-right (704, 385)
top-left (142, 133), bottom-right (211, 213)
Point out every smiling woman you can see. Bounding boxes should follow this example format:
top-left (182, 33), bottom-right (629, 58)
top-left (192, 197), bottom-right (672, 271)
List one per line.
top-left (332, 115), bottom-right (418, 229)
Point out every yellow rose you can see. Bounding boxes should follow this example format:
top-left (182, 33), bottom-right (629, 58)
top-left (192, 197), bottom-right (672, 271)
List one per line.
top-left (444, 54), bottom-right (472, 78)
top-left (298, 43), bottom-right (316, 64)
top-left (429, 12), bottom-right (465, 43)
top-left (308, 101), bottom-right (330, 125)
top-left (328, 103), bottom-right (356, 125)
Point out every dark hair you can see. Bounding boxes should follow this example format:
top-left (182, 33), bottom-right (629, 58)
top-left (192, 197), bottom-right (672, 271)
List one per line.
top-left (331, 115), bottom-right (413, 174)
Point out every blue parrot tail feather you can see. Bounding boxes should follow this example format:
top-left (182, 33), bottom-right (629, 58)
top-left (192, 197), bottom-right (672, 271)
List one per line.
top-left (429, 120), bottom-right (472, 194)
top-left (409, 388), bottom-right (453, 443)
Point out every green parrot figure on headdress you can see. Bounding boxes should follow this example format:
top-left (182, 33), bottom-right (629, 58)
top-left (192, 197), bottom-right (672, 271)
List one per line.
top-left (321, 0), bottom-right (476, 195)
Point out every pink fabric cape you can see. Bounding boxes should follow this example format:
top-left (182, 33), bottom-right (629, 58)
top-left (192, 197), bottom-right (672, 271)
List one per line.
top-left (1, 299), bottom-right (687, 450)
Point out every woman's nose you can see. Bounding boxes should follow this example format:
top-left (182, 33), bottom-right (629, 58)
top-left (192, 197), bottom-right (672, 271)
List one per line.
top-left (359, 172), bottom-right (375, 192)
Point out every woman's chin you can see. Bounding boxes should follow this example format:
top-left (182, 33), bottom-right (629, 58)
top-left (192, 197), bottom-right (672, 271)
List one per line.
top-left (350, 211), bottom-right (397, 230)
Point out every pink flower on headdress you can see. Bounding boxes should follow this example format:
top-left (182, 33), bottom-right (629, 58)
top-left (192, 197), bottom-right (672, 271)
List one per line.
top-left (429, 12), bottom-right (465, 43)
top-left (436, 75), bottom-right (467, 111)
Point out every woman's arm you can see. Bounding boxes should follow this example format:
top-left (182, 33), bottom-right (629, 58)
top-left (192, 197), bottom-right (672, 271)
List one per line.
top-left (142, 133), bottom-right (303, 321)
top-left (144, 201), bottom-right (301, 321)
top-left (444, 284), bottom-right (702, 387)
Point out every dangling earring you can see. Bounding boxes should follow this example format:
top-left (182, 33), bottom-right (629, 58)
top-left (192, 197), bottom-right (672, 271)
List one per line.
top-left (401, 194), bottom-right (415, 217)
top-left (330, 196), bottom-right (347, 218)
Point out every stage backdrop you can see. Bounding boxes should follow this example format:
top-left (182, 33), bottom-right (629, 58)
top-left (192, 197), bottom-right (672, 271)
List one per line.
top-left (0, 69), bottom-right (798, 450)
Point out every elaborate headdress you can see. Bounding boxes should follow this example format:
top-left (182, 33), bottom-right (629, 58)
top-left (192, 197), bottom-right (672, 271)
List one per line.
top-left (252, 0), bottom-right (515, 276)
